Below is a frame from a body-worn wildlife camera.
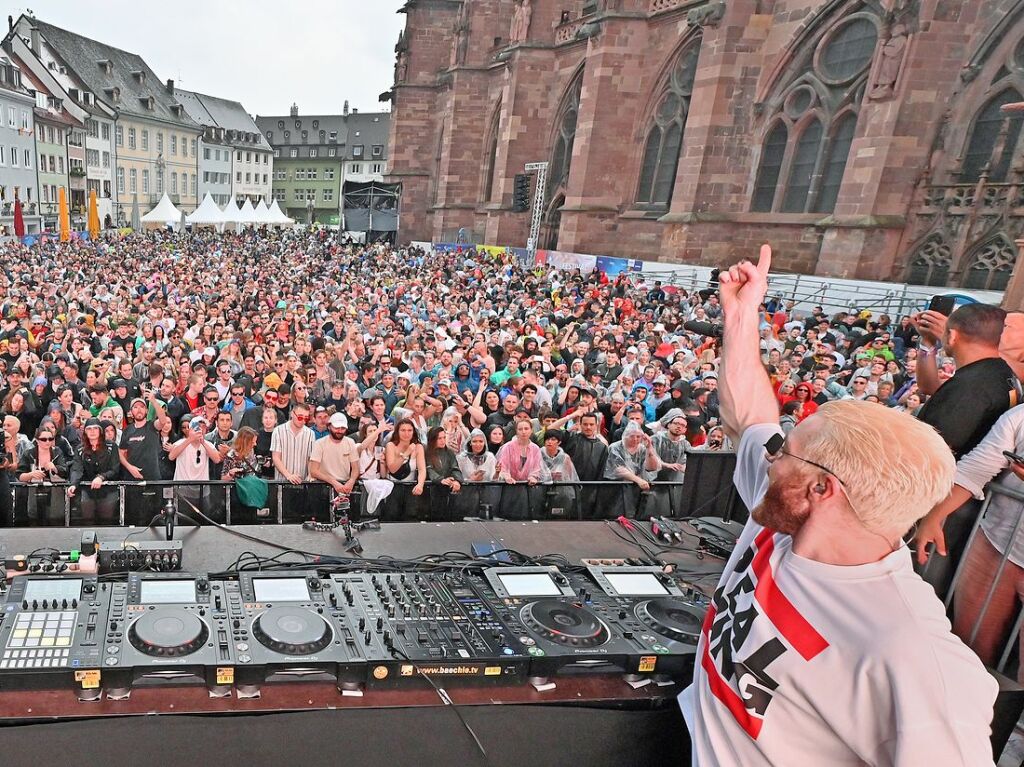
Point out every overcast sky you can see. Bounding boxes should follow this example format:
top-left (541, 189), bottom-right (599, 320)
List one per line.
top-left (15, 2), bottom-right (405, 116)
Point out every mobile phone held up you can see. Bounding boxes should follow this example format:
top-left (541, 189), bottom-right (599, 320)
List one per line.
top-left (1002, 450), bottom-right (1024, 466)
top-left (927, 295), bottom-right (957, 317)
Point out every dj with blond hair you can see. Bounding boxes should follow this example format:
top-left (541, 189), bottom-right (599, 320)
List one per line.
top-left (680, 245), bottom-right (997, 766)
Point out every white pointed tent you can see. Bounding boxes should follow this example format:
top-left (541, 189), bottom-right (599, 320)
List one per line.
top-left (253, 199), bottom-right (273, 226)
top-left (186, 193), bottom-right (227, 231)
top-left (220, 195), bottom-right (243, 231)
top-left (268, 200), bottom-right (294, 225)
top-left (236, 198), bottom-right (258, 227)
top-left (140, 193), bottom-right (183, 229)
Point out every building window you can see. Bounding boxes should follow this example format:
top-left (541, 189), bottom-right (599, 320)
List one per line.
top-left (296, 168), bottom-right (305, 180)
top-left (236, 171), bottom-right (242, 182)
top-left (191, 174), bottom-right (197, 197)
top-left (309, 148), bottom-right (317, 157)
top-left (328, 147), bottom-right (336, 157)
top-left (129, 168), bottom-right (137, 193)
top-left (117, 166), bottom-right (125, 193)
top-left (548, 74), bottom-right (583, 198)
top-left (964, 236), bottom-right (1017, 291)
top-left (87, 119), bottom-right (99, 137)
top-left (246, 151), bottom-right (251, 162)
top-left (142, 169), bottom-right (150, 193)
top-left (10, 148), bottom-right (17, 167)
top-left (171, 135), bottom-right (177, 156)
top-left (351, 164), bottom-right (362, 174)
top-left (128, 127), bottom-right (136, 149)
top-left (262, 174), bottom-right (267, 184)
top-left (0, 146), bottom-right (5, 166)
top-left (371, 163), bottom-right (383, 174)
top-left (157, 172), bottom-right (164, 194)
top-left (204, 147), bottom-right (210, 160)
top-left (171, 172), bottom-right (178, 195)
top-left (906, 234), bottom-right (952, 287)
top-left (203, 171), bottom-right (209, 183)
top-left (289, 148), bottom-right (297, 158)
top-left (353, 145), bottom-right (363, 158)
top-left (325, 168), bottom-right (335, 180)
top-left (57, 156), bottom-right (62, 173)
top-left (102, 151), bottom-right (110, 168)
top-left (25, 150), bottom-right (31, 169)
top-left (636, 41), bottom-right (699, 206)
top-left (20, 111), bottom-right (28, 130)
top-left (372, 145), bottom-right (383, 158)
top-left (39, 152), bottom-right (45, 169)
top-left (87, 149), bottom-right (99, 166)
top-left (961, 89), bottom-right (1024, 184)
top-left (308, 168), bottom-right (317, 179)
top-left (191, 139), bottom-right (197, 157)
top-left (245, 172), bottom-right (251, 183)
top-left (157, 132), bottom-right (163, 153)
top-left (116, 125), bottom-right (123, 146)
top-left (294, 188), bottom-right (304, 202)
top-left (749, 14), bottom-right (876, 213)
top-left (142, 129), bottom-right (149, 150)
top-left (323, 188), bottom-right (333, 202)
top-left (101, 123), bottom-right (110, 140)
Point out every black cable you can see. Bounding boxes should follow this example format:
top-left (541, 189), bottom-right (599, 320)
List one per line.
top-left (390, 647), bottom-right (491, 766)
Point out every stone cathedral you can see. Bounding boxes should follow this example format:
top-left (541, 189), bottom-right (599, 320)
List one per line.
top-left (385, 0), bottom-right (1024, 292)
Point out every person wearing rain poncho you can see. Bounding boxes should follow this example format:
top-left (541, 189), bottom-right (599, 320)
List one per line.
top-left (455, 428), bottom-right (501, 518)
top-left (650, 408), bottom-right (688, 518)
top-left (603, 421), bottom-right (661, 519)
top-left (496, 419), bottom-right (551, 519)
top-left (539, 429), bottom-right (580, 518)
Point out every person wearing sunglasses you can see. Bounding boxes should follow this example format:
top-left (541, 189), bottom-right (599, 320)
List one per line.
top-left (270, 401), bottom-right (316, 518)
top-left (680, 246), bottom-right (996, 766)
top-left (17, 425), bottom-right (74, 525)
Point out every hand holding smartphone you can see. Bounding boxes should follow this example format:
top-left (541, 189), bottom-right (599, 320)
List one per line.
top-left (1002, 450), bottom-right (1024, 465)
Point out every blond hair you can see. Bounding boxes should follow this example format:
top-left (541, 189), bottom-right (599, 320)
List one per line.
top-left (798, 399), bottom-right (954, 535)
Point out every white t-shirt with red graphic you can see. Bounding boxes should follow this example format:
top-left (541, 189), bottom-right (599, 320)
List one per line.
top-left (679, 423), bottom-right (997, 766)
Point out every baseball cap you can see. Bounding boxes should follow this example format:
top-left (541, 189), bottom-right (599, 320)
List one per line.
top-left (328, 413), bottom-right (349, 430)
top-left (129, 397), bottom-right (147, 408)
top-left (189, 415), bottom-right (208, 429)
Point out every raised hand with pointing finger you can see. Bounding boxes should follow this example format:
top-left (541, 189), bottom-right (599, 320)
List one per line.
top-left (719, 243), bottom-right (772, 317)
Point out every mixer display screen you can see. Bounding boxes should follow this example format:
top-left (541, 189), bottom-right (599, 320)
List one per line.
top-left (496, 572), bottom-right (561, 597)
top-left (23, 579), bottom-right (83, 603)
top-left (140, 580), bottom-right (197, 604)
top-left (253, 578), bottom-right (310, 603)
top-left (605, 572), bottom-right (668, 596)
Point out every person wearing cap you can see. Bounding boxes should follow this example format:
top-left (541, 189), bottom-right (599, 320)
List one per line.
top-left (650, 409), bottom-right (688, 517)
top-left (119, 389), bottom-right (171, 522)
top-left (74, 417), bottom-right (120, 524)
top-left (168, 416), bottom-right (223, 505)
top-left (310, 405), bottom-right (331, 439)
top-left (309, 412), bottom-right (359, 500)
top-left (540, 429), bottom-right (579, 517)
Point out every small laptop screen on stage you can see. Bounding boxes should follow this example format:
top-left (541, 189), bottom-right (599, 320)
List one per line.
top-left (141, 580), bottom-right (197, 604)
top-left (497, 572), bottom-right (561, 597)
top-left (253, 578), bottom-right (311, 602)
top-left (605, 572), bottom-right (669, 596)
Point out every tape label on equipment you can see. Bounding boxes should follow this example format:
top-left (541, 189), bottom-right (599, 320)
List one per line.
top-left (75, 669), bottom-right (101, 689)
top-left (373, 666), bottom-right (389, 680)
top-left (638, 656), bottom-right (657, 673)
top-left (484, 666), bottom-right (501, 676)
top-left (216, 667), bottom-right (234, 685)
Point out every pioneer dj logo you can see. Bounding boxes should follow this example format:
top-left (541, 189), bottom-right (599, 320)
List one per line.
top-left (700, 529), bottom-right (829, 739)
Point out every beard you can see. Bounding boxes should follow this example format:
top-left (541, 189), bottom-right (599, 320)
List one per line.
top-left (752, 479), bottom-right (810, 536)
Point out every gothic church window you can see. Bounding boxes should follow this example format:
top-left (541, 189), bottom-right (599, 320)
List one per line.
top-left (751, 14), bottom-right (878, 213)
top-left (636, 40), bottom-right (700, 206)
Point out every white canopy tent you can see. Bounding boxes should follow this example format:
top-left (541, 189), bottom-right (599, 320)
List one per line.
top-left (186, 193), bottom-right (227, 231)
top-left (267, 200), bottom-right (294, 225)
top-left (236, 198), bottom-right (258, 227)
top-left (140, 193), bottom-right (183, 229)
top-left (253, 199), bottom-right (274, 226)
top-left (220, 195), bottom-right (243, 231)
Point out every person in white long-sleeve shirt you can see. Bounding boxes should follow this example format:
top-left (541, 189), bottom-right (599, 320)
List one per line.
top-left (681, 245), bottom-right (997, 766)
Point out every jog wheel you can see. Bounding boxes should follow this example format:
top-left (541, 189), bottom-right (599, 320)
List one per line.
top-left (253, 606), bottom-right (332, 655)
top-left (636, 598), bottom-right (704, 643)
top-left (521, 599), bottom-right (609, 647)
top-left (128, 609), bottom-right (209, 657)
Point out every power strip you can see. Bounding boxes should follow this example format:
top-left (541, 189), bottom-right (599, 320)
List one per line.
top-left (98, 540), bottom-right (183, 573)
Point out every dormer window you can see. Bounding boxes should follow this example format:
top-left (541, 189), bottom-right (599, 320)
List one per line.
top-left (131, 70), bottom-right (145, 84)
top-left (104, 87), bottom-right (121, 104)
top-left (140, 95), bottom-right (155, 111)
top-left (97, 59), bottom-right (113, 75)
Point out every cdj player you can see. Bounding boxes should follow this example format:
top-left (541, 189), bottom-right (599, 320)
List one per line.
top-left (224, 571), bottom-right (372, 691)
top-left (104, 573), bottom-right (235, 693)
top-left (333, 572), bottom-right (529, 687)
top-left (472, 565), bottom-right (709, 683)
top-left (0, 575), bottom-right (109, 697)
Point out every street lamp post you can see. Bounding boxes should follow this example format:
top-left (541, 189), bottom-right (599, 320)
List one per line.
top-left (307, 195), bottom-right (315, 227)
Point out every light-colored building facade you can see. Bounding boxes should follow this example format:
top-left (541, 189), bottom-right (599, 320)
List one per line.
top-left (32, 108), bottom-right (72, 227)
top-left (6, 18), bottom-right (119, 225)
top-left (18, 18), bottom-right (200, 222)
top-left (0, 51), bottom-right (39, 233)
top-left (178, 89), bottom-right (271, 205)
top-left (342, 109), bottom-right (389, 185)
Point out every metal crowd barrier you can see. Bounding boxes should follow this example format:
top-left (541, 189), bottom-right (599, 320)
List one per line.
top-left (6, 475), bottom-right (750, 527)
top-left (936, 483), bottom-right (1024, 761)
